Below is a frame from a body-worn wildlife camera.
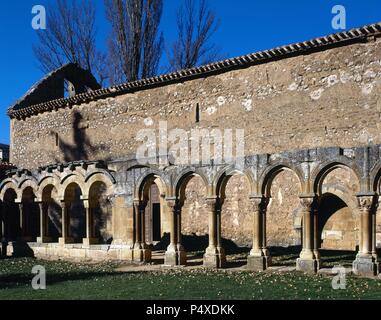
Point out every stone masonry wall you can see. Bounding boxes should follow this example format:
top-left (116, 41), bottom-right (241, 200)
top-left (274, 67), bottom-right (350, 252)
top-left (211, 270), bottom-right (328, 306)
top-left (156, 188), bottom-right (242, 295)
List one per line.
top-left (10, 38), bottom-right (381, 248)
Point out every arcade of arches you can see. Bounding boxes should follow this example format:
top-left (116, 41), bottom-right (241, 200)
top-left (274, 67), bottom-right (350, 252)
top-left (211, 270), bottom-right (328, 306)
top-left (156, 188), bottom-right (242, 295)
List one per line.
top-left (1, 145), bottom-right (381, 277)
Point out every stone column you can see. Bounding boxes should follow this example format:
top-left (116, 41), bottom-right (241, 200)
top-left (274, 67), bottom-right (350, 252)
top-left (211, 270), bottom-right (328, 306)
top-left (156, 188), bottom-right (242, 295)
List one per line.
top-left (0, 202), bottom-right (4, 257)
top-left (296, 196), bottom-right (320, 273)
top-left (313, 201), bottom-right (321, 260)
top-left (58, 201), bottom-right (74, 245)
top-left (0, 202), bottom-right (5, 243)
top-left (164, 198), bottom-right (186, 266)
top-left (82, 199), bottom-right (98, 247)
top-left (36, 202), bottom-right (52, 243)
top-left (18, 203), bottom-right (25, 240)
top-left (247, 196), bottom-right (271, 270)
top-left (353, 194), bottom-right (379, 276)
top-left (203, 197), bottom-right (226, 268)
top-left (132, 200), bottom-right (151, 262)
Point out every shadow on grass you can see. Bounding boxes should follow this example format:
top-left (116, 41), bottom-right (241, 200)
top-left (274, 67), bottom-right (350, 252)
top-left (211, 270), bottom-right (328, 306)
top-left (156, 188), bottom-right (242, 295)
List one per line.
top-left (0, 270), bottom-right (120, 290)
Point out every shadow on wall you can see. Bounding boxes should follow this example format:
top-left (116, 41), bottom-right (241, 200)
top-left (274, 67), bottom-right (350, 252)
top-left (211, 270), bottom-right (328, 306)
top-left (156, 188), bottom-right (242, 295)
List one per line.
top-left (152, 233), bottom-right (249, 255)
top-left (54, 111), bottom-right (110, 163)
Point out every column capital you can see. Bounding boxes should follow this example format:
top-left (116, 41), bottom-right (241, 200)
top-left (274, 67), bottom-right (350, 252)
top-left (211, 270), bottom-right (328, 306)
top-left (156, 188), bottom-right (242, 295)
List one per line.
top-left (205, 197), bottom-right (219, 210)
top-left (299, 195), bottom-right (316, 210)
top-left (356, 193), bottom-right (378, 211)
top-left (165, 197), bottom-right (178, 209)
top-left (133, 199), bottom-right (147, 210)
top-left (82, 199), bottom-right (90, 209)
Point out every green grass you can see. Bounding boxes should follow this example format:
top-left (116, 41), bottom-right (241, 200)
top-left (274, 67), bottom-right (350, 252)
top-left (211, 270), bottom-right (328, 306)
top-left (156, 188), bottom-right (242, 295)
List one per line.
top-left (1, 257), bottom-right (381, 300)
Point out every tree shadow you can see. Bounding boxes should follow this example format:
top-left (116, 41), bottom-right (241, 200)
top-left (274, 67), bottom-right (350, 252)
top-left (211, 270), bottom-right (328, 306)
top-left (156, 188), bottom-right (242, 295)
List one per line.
top-left (3, 242), bottom-right (35, 258)
top-left (53, 111), bottom-right (110, 163)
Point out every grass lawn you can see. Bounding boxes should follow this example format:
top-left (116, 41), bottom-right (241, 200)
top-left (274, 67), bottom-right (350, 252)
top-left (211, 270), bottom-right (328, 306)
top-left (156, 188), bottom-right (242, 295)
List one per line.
top-left (1, 257), bottom-right (381, 300)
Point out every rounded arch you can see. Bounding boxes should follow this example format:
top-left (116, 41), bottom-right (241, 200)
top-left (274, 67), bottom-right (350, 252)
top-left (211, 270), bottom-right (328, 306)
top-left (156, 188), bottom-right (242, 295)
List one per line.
top-left (318, 191), bottom-right (359, 251)
top-left (259, 163), bottom-right (305, 198)
top-left (84, 171), bottom-right (116, 199)
top-left (135, 170), bottom-right (169, 201)
top-left (312, 160), bottom-right (362, 195)
top-left (174, 168), bottom-right (210, 201)
top-left (58, 173), bottom-right (85, 200)
top-left (37, 176), bottom-right (60, 201)
top-left (214, 166), bottom-right (255, 200)
top-left (0, 179), bottom-right (19, 201)
top-left (370, 160), bottom-right (381, 193)
top-left (321, 185), bottom-right (359, 216)
top-left (18, 178), bottom-right (39, 199)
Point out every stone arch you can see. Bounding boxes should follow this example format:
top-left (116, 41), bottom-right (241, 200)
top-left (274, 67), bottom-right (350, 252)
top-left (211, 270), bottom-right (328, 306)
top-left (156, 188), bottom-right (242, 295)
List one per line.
top-left (63, 181), bottom-right (86, 242)
top-left (39, 177), bottom-right (61, 241)
top-left (318, 191), bottom-right (359, 251)
top-left (2, 187), bottom-right (20, 241)
top-left (58, 173), bottom-right (85, 200)
top-left (174, 168), bottom-right (210, 202)
top-left (312, 160), bottom-right (362, 195)
top-left (84, 170), bottom-right (116, 199)
top-left (88, 179), bottom-right (113, 244)
top-left (259, 163), bottom-right (304, 248)
top-left (20, 186), bottom-right (40, 241)
top-left (259, 163), bottom-right (305, 197)
top-left (214, 166), bottom-right (255, 200)
top-left (370, 160), bottom-right (381, 193)
top-left (135, 170), bottom-right (169, 201)
top-left (0, 179), bottom-right (19, 202)
top-left (18, 178), bottom-right (39, 199)
top-left (37, 175), bottom-right (60, 200)
top-left (315, 164), bottom-right (361, 253)
top-left (214, 166), bottom-right (254, 247)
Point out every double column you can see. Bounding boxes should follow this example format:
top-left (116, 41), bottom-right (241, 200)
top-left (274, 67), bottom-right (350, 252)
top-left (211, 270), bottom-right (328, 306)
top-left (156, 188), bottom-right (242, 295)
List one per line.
top-left (296, 195), bottom-right (320, 273)
top-left (164, 198), bottom-right (186, 266)
top-left (82, 199), bottom-right (98, 247)
top-left (36, 201), bottom-right (52, 243)
top-left (132, 200), bottom-right (151, 262)
top-left (203, 197), bottom-right (226, 268)
top-left (353, 194), bottom-right (379, 276)
top-left (58, 200), bottom-right (74, 245)
top-left (247, 196), bottom-right (271, 271)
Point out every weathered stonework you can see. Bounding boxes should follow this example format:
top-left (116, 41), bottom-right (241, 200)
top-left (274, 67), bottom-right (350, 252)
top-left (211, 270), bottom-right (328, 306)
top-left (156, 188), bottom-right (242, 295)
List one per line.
top-left (2, 23), bottom-right (381, 276)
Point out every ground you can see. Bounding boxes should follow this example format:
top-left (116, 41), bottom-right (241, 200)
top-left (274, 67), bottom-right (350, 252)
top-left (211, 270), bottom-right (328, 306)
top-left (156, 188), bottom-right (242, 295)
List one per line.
top-left (1, 250), bottom-right (381, 300)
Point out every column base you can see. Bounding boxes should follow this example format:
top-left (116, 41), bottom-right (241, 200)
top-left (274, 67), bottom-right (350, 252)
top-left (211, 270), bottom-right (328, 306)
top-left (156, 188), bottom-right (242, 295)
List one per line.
top-left (296, 258), bottom-right (320, 273)
top-left (133, 247), bottom-right (152, 263)
top-left (247, 254), bottom-right (272, 271)
top-left (352, 254), bottom-right (379, 276)
top-left (203, 247), bottom-right (226, 268)
top-left (164, 245), bottom-right (187, 266)
top-left (82, 238), bottom-right (99, 247)
top-left (37, 236), bottom-right (53, 244)
top-left (58, 237), bottom-right (74, 245)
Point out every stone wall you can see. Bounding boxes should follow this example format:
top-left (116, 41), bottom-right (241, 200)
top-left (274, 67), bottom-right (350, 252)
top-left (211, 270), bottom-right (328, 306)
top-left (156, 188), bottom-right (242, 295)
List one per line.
top-left (11, 39), bottom-right (381, 169)
top-left (9, 37), bottom-right (381, 249)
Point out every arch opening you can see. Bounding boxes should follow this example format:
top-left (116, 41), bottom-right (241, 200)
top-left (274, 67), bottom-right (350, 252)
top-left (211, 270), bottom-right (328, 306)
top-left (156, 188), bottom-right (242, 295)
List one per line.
top-left (3, 189), bottom-right (20, 241)
top-left (89, 181), bottom-right (113, 244)
top-left (64, 183), bottom-right (85, 243)
top-left (21, 187), bottom-right (40, 242)
top-left (41, 185), bottom-right (61, 242)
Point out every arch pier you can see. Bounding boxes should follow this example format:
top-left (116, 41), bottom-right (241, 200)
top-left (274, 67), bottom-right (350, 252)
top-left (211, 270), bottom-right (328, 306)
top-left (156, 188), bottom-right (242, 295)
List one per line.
top-left (1, 146), bottom-right (381, 276)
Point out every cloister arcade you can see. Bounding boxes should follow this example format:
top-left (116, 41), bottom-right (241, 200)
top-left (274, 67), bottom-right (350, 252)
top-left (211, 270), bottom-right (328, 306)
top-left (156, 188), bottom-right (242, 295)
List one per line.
top-left (1, 145), bottom-right (381, 276)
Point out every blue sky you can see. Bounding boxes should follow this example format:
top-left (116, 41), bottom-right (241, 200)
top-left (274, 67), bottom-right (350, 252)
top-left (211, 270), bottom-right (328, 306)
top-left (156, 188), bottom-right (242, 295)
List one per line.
top-left (0, 0), bottom-right (380, 145)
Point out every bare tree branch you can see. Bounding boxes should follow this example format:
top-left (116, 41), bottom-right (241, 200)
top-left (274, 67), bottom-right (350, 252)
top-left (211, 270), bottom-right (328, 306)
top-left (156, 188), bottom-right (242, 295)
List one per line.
top-left (104, 0), bottom-right (164, 84)
top-left (167, 0), bottom-right (220, 71)
top-left (33, 0), bottom-right (107, 86)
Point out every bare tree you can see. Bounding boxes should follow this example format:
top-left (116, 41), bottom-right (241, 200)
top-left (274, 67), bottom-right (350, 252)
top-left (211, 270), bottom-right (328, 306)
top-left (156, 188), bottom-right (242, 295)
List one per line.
top-left (33, 0), bottom-right (107, 85)
top-left (104, 0), bottom-right (164, 84)
top-left (168, 0), bottom-right (220, 71)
